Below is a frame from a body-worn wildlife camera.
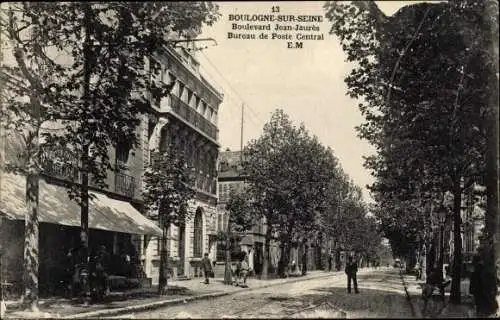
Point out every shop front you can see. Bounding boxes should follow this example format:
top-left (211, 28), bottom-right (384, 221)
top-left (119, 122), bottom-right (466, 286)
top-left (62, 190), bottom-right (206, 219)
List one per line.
top-left (0, 173), bottom-right (162, 298)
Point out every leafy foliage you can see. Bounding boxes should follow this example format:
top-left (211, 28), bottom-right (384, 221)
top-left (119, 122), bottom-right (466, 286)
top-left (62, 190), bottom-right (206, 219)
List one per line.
top-left (326, 0), bottom-right (497, 303)
top-left (1, 2), bottom-right (220, 204)
top-left (143, 146), bottom-right (196, 228)
top-left (242, 109), bottom-right (382, 275)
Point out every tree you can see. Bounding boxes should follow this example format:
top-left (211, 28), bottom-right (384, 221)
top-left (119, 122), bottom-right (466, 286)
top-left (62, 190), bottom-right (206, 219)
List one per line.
top-left (242, 109), bottom-right (298, 279)
top-left (143, 145), bottom-right (195, 295)
top-left (326, 0), bottom-right (497, 305)
top-left (1, 2), bottom-right (219, 307)
top-left (220, 190), bottom-right (255, 285)
top-left (243, 109), bottom-right (352, 278)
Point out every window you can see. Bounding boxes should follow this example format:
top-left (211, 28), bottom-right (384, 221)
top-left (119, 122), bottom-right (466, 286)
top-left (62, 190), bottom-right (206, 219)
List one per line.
top-left (195, 96), bottom-right (201, 111)
top-left (217, 214), bottom-right (223, 232)
top-left (201, 102), bottom-right (207, 117)
top-left (116, 140), bottom-right (131, 167)
top-left (216, 240), bottom-right (226, 262)
top-left (219, 161), bottom-right (229, 172)
top-left (187, 89), bottom-right (193, 106)
top-left (178, 82), bottom-right (185, 100)
top-left (193, 208), bottom-right (203, 258)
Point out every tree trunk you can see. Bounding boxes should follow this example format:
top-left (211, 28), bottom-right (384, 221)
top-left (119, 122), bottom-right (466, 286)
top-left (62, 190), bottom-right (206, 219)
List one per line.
top-left (224, 213), bottom-right (232, 285)
top-left (335, 241), bottom-right (341, 271)
top-left (450, 181), bottom-right (463, 304)
top-left (78, 3), bottom-right (93, 304)
top-left (317, 233), bottom-right (323, 270)
top-left (421, 241), bottom-right (427, 282)
top-left (19, 10), bottom-right (42, 312)
top-left (427, 234), bottom-right (436, 284)
top-left (23, 171), bottom-right (40, 312)
top-left (158, 225), bottom-right (169, 295)
top-left (278, 242), bottom-right (286, 278)
top-left (302, 240), bottom-right (308, 276)
top-left (438, 224), bottom-right (445, 282)
top-left (261, 219), bottom-right (272, 280)
top-left (484, 29), bottom-right (499, 315)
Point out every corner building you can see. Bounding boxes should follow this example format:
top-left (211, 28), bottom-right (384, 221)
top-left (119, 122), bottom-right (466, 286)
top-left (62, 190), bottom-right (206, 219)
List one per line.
top-left (142, 42), bottom-right (223, 283)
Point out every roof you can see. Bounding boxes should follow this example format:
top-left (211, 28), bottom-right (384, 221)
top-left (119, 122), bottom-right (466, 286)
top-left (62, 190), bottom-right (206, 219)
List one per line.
top-left (218, 151), bottom-right (246, 179)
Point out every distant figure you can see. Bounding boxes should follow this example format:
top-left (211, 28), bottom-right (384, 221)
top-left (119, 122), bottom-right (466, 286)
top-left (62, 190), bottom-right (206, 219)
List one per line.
top-left (302, 251), bottom-right (308, 276)
top-left (290, 260), bottom-right (297, 275)
top-left (238, 254), bottom-right (250, 286)
top-left (415, 261), bottom-right (421, 280)
top-left (202, 253), bottom-right (213, 284)
top-left (328, 253), bottom-right (333, 272)
top-left (345, 255), bottom-right (359, 294)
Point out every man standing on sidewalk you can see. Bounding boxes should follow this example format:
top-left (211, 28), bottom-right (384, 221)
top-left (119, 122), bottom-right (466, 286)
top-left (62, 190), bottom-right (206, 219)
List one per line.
top-left (345, 255), bottom-right (359, 294)
top-left (202, 253), bottom-right (213, 285)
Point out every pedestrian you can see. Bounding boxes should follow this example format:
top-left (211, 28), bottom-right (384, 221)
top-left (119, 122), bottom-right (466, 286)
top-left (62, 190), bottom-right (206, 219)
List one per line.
top-left (345, 255), bottom-right (359, 294)
top-left (328, 253), bottom-right (333, 272)
top-left (290, 260), bottom-right (297, 275)
top-left (201, 253), bottom-right (213, 284)
top-left (470, 252), bottom-right (499, 317)
top-left (302, 250), bottom-right (308, 276)
top-left (415, 261), bottom-right (421, 280)
top-left (239, 254), bottom-right (250, 287)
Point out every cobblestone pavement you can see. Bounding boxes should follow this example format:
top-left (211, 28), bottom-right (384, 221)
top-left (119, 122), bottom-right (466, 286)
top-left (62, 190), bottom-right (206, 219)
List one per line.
top-left (108, 268), bottom-right (416, 319)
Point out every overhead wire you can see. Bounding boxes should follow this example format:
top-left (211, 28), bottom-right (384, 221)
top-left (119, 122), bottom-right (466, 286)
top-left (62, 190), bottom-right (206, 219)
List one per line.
top-left (199, 51), bottom-right (266, 126)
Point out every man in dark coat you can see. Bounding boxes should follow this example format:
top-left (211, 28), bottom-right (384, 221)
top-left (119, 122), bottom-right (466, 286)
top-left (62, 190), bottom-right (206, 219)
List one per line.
top-left (345, 255), bottom-right (359, 294)
top-left (470, 252), bottom-right (499, 316)
top-left (201, 253), bottom-right (213, 284)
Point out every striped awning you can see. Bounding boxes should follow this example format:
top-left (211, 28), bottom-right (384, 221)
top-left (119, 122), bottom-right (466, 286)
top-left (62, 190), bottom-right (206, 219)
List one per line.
top-left (0, 172), bottom-right (162, 237)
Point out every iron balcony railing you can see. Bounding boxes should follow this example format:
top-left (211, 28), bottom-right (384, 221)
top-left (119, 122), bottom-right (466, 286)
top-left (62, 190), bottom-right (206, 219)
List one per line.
top-left (114, 172), bottom-right (135, 198)
top-left (170, 95), bottom-right (218, 141)
top-left (41, 148), bottom-right (135, 198)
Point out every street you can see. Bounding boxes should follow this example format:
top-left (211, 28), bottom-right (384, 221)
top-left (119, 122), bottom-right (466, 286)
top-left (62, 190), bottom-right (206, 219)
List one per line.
top-left (109, 268), bottom-right (415, 319)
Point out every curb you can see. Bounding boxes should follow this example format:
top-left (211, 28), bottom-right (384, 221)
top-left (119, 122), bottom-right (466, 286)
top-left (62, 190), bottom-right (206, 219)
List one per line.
top-left (59, 270), bottom-right (344, 319)
top-left (399, 269), bottom-right (418, 317)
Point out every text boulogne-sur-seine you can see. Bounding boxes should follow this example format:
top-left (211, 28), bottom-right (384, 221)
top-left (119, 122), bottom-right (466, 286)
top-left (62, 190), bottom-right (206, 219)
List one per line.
top-left (228, 14), bottom-right (323, 23)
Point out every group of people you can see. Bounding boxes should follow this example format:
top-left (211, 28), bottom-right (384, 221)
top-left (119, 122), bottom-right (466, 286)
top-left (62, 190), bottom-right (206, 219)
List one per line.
top-left (201, 252), bottom-right (251, 286)
top-left (202, 250), bottom-right (361, 295)
top-left (63, 245), bottom-right (111, 301)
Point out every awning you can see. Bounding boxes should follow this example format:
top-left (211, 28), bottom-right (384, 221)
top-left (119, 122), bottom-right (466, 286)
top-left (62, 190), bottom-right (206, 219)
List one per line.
top-left (0, 172), bottom-right (162, 237)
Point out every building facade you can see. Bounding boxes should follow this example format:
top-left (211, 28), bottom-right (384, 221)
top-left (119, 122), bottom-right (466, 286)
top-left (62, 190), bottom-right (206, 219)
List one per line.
top-left (0, 116), bottom-right (163, 296)
top-left (0, 37), bottom-right (223, 293)
top-left (216, 150), bottom-right (282, 277)
top-left (141, 42), bottom-right (223, 283)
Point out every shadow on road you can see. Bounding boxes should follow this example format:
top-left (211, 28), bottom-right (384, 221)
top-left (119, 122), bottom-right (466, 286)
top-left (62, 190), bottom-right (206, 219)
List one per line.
top-left (304, 286), bottom-right (414, 318)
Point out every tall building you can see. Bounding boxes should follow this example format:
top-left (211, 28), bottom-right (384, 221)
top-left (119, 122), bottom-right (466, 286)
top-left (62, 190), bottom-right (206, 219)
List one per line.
top-left (142, 41), bottom-right (223, 282)
top-left (0, 39), bottom-right (223, 292)
top-left (0, 93), bottom-right (162, 295)
top-left (216, 150), bottom-right (268, 276)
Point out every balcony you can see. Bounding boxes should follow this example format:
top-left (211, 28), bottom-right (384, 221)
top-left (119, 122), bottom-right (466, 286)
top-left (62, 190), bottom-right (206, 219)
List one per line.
top-left (41, 148), bottom-right (135, 199)
top-left (41, 148), bottom-right (79, 181)
top-left (170, 95), bottom-right (218, 141)
top-left (194, 171), bottom-right (216, 196)
top-left (115, 172), bottom-right (135, 198)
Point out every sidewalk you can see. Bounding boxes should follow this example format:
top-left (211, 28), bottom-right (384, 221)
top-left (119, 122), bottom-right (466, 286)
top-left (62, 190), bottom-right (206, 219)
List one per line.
top-left (4, 269), bottom-right (344, 319)
top-left (401, 272), bottom-right (476, 318)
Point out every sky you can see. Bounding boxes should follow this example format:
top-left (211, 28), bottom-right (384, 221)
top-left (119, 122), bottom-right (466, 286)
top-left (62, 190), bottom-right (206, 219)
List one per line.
top-left (0, 1), bottom-right (432, 205)
top-left (197, 1), bottom-right (432, 203)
